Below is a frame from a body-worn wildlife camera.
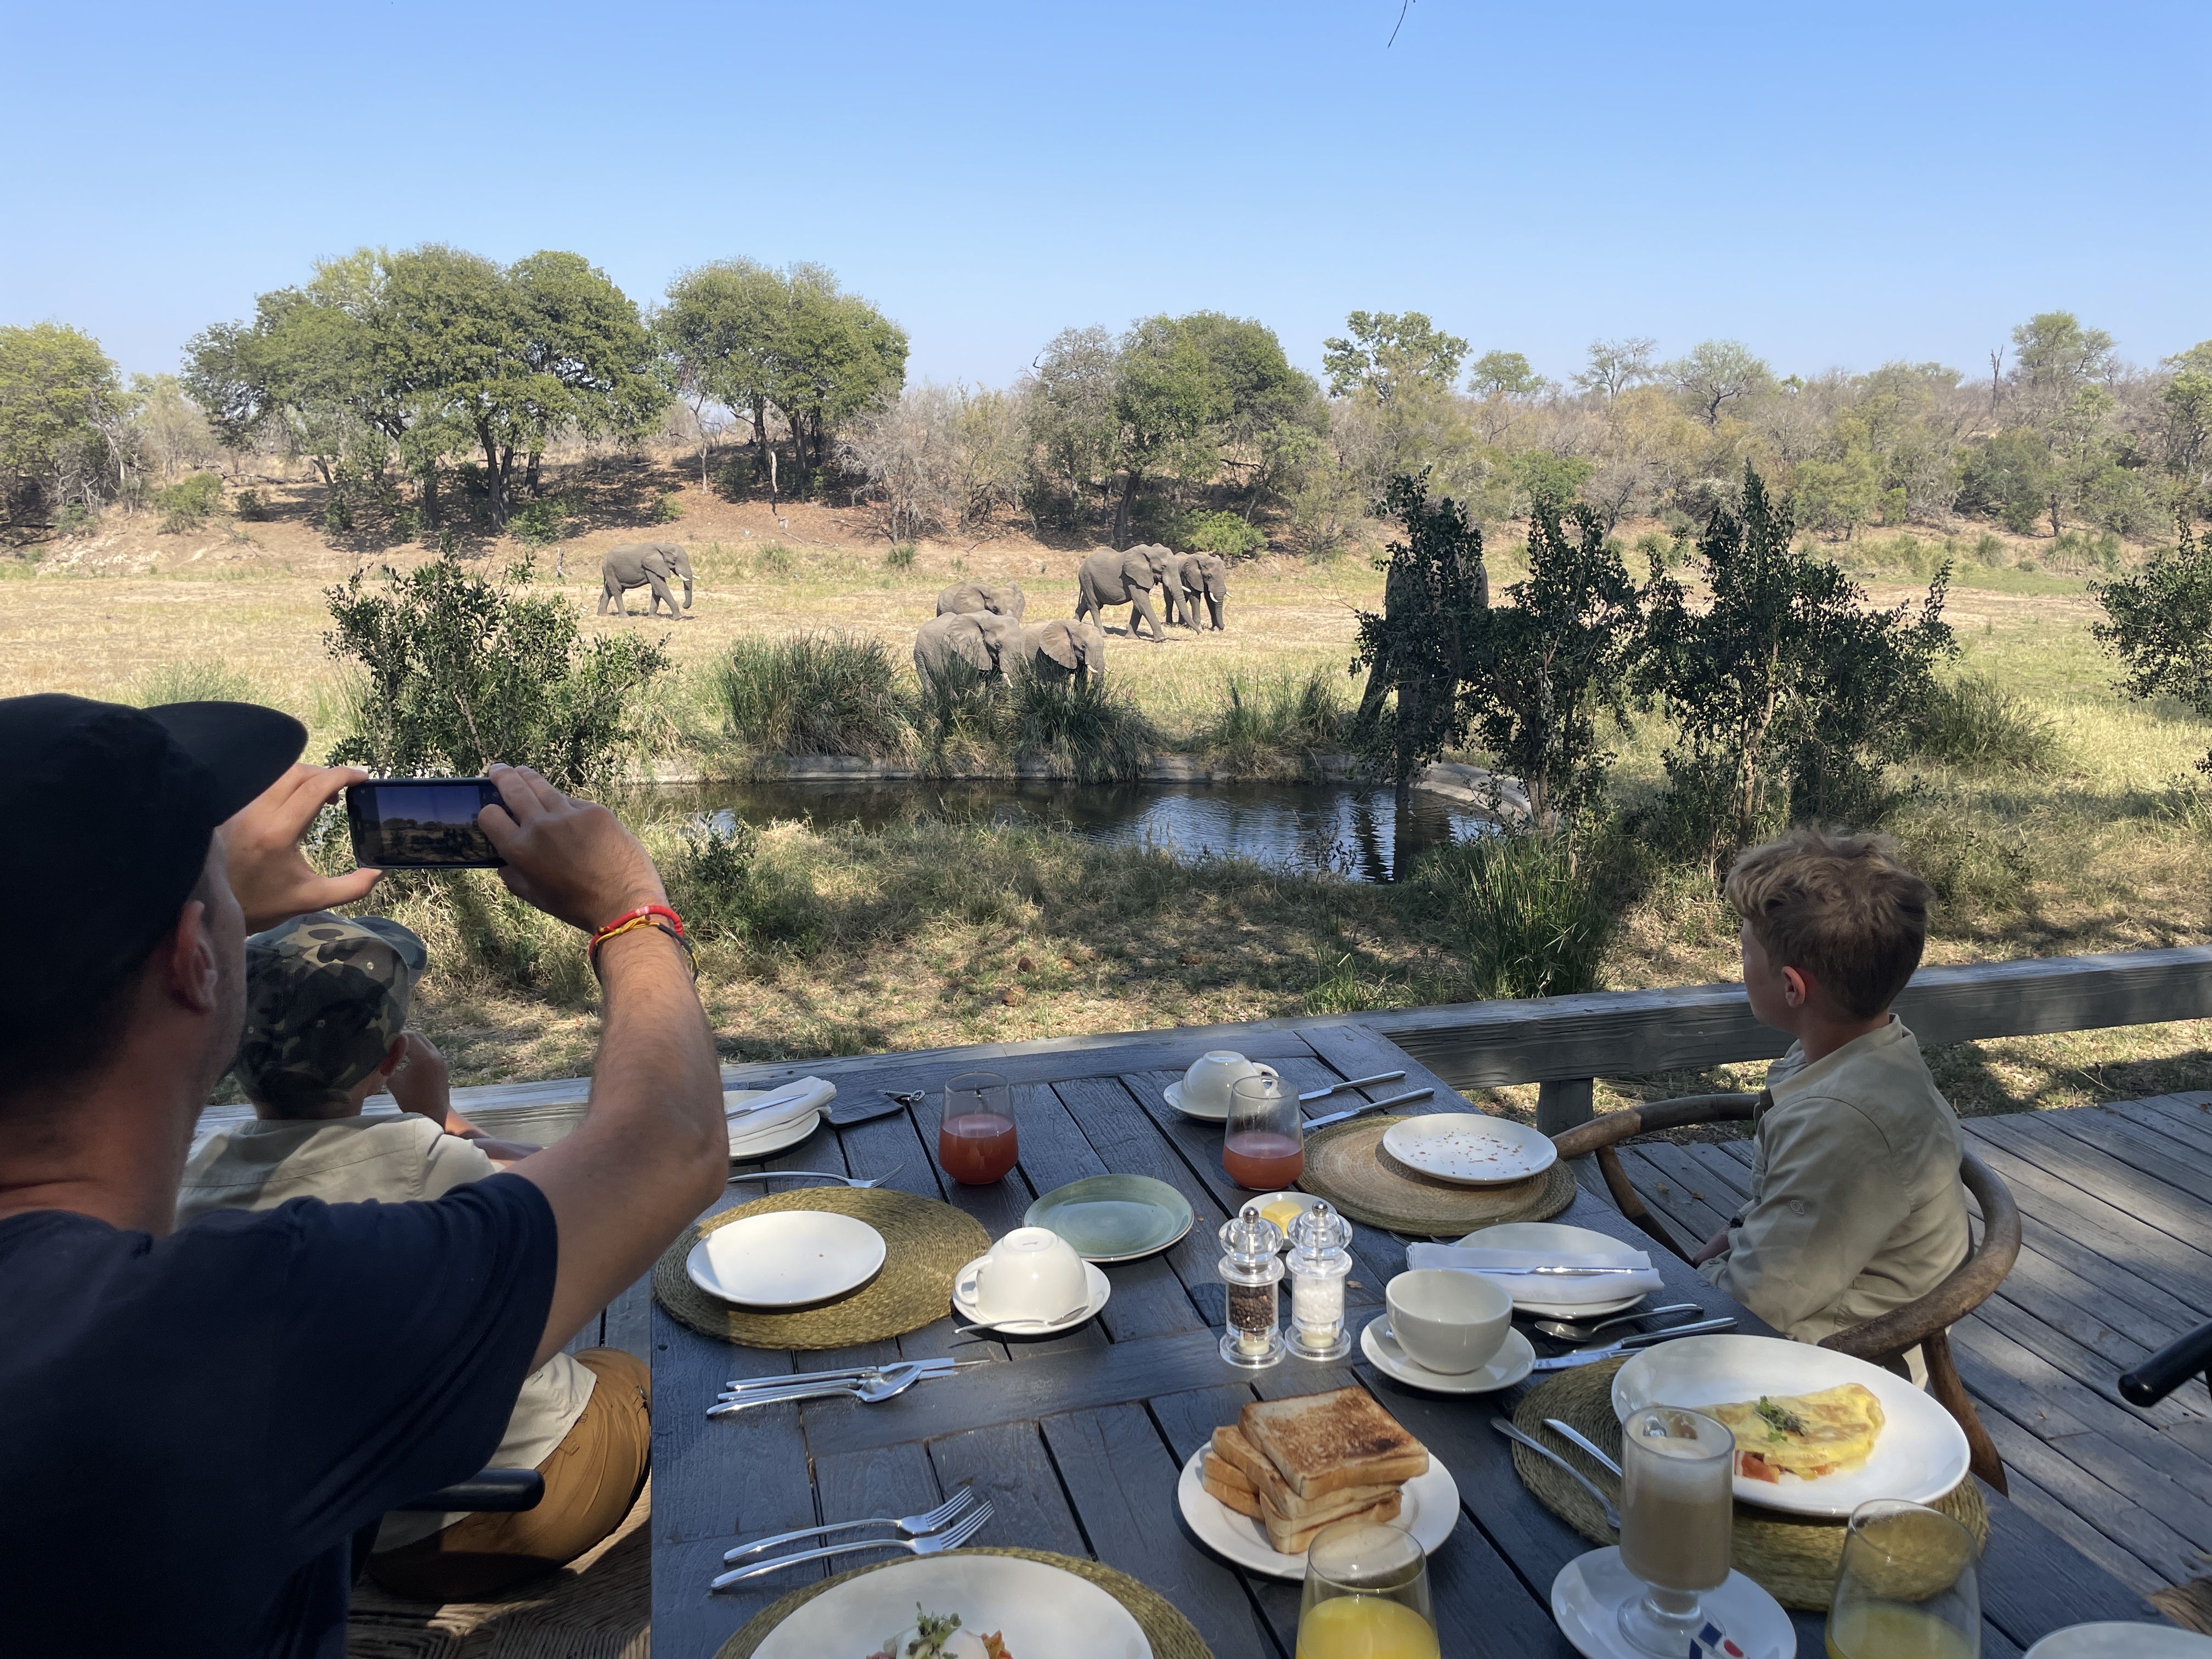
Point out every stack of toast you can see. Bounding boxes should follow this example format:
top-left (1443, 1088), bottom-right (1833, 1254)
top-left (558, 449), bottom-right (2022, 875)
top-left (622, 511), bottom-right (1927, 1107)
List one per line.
top-left (1200, 1385), bottom-right (1431, 1553)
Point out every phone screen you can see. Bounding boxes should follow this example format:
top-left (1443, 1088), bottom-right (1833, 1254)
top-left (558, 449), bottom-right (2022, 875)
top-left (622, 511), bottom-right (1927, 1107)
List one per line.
top-left (344, 778), bottom-right (506, 869)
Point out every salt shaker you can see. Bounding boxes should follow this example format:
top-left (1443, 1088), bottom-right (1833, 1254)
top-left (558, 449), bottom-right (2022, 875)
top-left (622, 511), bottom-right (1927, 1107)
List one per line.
top-left (1217, 1204), bottom-right (1285, 1369)
top-left (1285, 1200), bottom-right (1353, 1360)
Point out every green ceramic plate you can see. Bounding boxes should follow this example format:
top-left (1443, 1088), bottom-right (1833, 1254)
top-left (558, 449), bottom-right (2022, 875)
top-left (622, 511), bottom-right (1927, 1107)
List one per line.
top-left (1025, 1175), bottom-right (1195, 1263)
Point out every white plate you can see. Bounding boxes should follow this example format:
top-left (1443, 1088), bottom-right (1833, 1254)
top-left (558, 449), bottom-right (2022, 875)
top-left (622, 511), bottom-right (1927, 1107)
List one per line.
top-left (1361, 1317), bottom-right (1534, 1393)
top-left (1176, 1445), bottom-right (1459, 1580)
top-left (752, 1553), bottom-right (1150, 1659)
top-left (2025, 1624), bottom-right (2212, 1657)
top-left (1611, 1334), bottom-right (1971, 1518)
top-left (1163, 1080), bottom-right (1229, 1122)
top-left (727, 1108), bottom-right (822, 1160)
top-left (1458, 1222), bottom-right (1649, 1318)
top-left (687, 1211), bottom-right (886, 1309)
top-left (951, 1255), bottom-right (1111, 1335)
top-left (1383, 1113), bottom-right (1558, 1186)
top-left (1551, 1547), bottom-right (1792, 1659)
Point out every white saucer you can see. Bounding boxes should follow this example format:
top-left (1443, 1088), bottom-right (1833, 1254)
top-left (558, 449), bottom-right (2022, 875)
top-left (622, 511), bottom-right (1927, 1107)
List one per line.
top-left (1551, 1547), bottom-right (1792, 1659)
top-left (950, 1255), bottom-right (1111, 1334)
top-left (2025, 1624), bottom-right (2212, 1657)
top-left (727, 1108), bottom-right (822, 1160)
top-left (1177, 1446), bottom-right (1459, 1579)
top-left (1163, 1080), bottom-right (1229, 1122)
top-left (1459, 1222), bottom-right (1649, 1318)
top-left (687, 1210), bottom-right (885, 1308)
top-left (1361, 1317), bottom-right (1535, 1393)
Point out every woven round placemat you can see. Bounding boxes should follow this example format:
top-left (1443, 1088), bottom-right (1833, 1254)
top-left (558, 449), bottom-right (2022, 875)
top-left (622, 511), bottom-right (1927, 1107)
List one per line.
top-left (1296, 1115), bottom-right (1577, 1236)
top-left (653, 1187), bottom-right (989, 1350)
top-left (1509, 1357), bottom-right (1989, 1609)
top-left (713, 1547), bottom-right (1214, 1659)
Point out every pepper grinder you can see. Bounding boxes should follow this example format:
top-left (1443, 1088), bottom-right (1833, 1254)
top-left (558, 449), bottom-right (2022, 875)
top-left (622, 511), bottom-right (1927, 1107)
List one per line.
top-left (1285, 1199), bottom-right (1354, 1361)
top-left (1217, 1204), bottom-right (1285, 1369)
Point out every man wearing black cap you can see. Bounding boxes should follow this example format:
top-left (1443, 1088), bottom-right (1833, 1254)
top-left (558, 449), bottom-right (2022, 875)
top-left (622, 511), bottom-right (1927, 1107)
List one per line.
top-left (0, 695), bottom-right (726, 1657)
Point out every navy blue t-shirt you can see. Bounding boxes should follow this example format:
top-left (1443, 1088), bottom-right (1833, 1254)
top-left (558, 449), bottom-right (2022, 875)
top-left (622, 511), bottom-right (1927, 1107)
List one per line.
top-left (0, 1173), bottom-right (557, 1657)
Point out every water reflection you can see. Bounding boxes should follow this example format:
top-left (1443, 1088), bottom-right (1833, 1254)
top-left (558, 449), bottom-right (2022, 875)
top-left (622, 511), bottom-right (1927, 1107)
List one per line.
top-left (674, 778), bottom-right (1499, 883)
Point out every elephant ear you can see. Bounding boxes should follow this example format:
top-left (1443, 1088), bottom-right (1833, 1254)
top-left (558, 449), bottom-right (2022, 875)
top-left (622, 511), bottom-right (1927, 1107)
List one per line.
top-left (1121, 551), bottom-right (1155, 586)
top-left (1035, 622), bottom-right (1080, 672)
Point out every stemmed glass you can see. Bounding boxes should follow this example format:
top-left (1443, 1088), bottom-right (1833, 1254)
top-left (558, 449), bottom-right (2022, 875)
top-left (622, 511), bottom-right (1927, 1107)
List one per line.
top-left (1223, 1074), bottom-right (1304, 1190)
top-left (1616, 1406), bottom-right (1735, 1656)
top-left (938, 1071), bottom-right (1017, 1185)
top-left (1825, 1499), bottom-right (1981, 1659)
top-left (1295, 1519), bottom-right (1439, 1659)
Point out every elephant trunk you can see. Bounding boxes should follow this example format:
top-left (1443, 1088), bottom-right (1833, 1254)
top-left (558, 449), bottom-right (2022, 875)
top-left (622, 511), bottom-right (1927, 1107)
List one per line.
top-left (682, 578), bottom-right (693, 610)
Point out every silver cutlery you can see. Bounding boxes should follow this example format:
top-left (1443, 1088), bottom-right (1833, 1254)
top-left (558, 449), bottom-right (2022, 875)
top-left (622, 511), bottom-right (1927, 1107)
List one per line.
top-left (1529, 1316), bottom-right (1735, 1371)
top-left (1476, 1263), bottom-right (1649, 1277)
top-left (1491, 1419), bottom-right (1620, 1529)
top-left (1305, 1086), bottom-right (1435, 1130)
top-left (882, 1088), bottom-right (927, 1107)
top-left (1543, 1418), bottom-right (1626, 1477)
top-left (712, 1498), bottom-right (995, 1587)
top-left (1527, 1303), bottom-right (1701, 1341)
top-left (726, 1163), bottom-right (904, 1188)
top-left (723, 1486), bottom-right (978, 1563)
top-left (707, 1368), bottom-right (937, 1418)
top-left (724, 1086), bottom-right (817, 1121)
top-left (1299, 1070), bottom-right (1407, 1103)
top-left (716, 1357), bottom-right (975, 1401)
top-left (952, 1300), bottom-right (1089, 1336)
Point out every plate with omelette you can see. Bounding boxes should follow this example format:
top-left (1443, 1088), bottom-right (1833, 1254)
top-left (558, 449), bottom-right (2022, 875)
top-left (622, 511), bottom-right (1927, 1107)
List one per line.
top-left (1610, 1334), bottom-right (1970, 1518)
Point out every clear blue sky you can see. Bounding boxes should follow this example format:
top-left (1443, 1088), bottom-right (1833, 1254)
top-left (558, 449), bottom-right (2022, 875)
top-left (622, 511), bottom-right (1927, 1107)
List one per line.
top-left (3, 0), bottom-right (2204, 389)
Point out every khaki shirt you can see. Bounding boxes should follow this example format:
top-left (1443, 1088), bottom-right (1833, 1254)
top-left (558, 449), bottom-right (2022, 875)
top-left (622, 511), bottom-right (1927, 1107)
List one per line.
top-left (178, 1115), bottom-right (595, 1549)
top-left (1699, 1018), bottom-right (1970, 1344)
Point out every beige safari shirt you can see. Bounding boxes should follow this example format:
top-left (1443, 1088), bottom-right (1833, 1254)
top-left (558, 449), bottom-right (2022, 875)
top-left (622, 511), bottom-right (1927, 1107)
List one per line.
top-left (1699, 1018), bottom-right (1970, 1344)
top-left (177, 1115), bottom-right (596, 1549)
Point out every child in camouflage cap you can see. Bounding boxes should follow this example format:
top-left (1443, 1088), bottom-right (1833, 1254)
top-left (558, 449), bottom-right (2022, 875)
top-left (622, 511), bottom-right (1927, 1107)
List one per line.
top-left (178, 912), bottom-right (650, 1600)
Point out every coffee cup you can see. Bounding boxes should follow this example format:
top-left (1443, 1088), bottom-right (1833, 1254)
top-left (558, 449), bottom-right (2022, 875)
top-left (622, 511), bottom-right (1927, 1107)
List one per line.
top-left (1180, 1051), bottom-right (1279, 1116)
top-left (971, 1226), bottom-right (1089, 1323)
top-left (1385, 1268), bottom-right (1511, 1375)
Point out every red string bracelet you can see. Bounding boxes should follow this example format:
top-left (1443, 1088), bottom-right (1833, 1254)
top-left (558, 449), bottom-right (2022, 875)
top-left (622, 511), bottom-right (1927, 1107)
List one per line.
top-left (588, 904), bottom-right (686, 967)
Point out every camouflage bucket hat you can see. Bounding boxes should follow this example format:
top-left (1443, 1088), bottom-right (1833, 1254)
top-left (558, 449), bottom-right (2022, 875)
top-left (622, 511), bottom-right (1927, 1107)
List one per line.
top-left (234, 912), bottom-right (428, 1113)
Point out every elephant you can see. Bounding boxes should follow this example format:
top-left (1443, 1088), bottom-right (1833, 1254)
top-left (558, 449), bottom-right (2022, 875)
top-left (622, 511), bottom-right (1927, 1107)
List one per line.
top-left (913, 610), bottom-right (1025, 685)
top-left (1019, 618), bottom-right (1108, 684)
top-left (1074, 544), bottom-right (1173, 641)
top-left (1172, 551), bottom-right (1228, 631)
top-left (936, 581), bottom-right (1026, 621)
top-left (599, 541), bottom-right (693, 618)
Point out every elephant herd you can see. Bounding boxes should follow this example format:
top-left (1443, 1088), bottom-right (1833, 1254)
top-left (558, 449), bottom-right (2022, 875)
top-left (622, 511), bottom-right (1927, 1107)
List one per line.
top-left (915, 545), bottom-right (1230, 689)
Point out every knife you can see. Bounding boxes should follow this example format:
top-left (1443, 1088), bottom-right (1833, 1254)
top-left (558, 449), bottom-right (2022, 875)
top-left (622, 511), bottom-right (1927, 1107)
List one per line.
top-left (1298, 1070), bottom-right (1407, 1103)
top-left (1305, 1086), bottom-right (1434, 1130)
top-left (1529, 1317), bottom-right (1735, 1370)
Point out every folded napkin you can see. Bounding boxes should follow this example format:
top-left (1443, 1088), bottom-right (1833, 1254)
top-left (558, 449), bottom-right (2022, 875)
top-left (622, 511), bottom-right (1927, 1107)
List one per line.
top-left (1403, 1243), bottom-right (1666, 1307)
top-left (724, 1077), bottom-right (836, 1153)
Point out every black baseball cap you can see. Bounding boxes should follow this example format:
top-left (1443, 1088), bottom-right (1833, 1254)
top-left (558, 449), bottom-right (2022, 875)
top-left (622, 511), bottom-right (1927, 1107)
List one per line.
top-left (0, 694), bottom-right (307, 1041)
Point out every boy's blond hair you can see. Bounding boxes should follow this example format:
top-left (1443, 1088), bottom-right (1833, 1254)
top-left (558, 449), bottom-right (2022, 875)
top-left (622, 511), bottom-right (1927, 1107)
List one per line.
top-left (1724, 826), bottom-right (1932, 1018)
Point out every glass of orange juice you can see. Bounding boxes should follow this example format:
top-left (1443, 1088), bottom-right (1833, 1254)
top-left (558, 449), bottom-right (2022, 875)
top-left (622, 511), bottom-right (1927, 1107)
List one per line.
top-left (1295, 1519), bottom-right (1438, 1659)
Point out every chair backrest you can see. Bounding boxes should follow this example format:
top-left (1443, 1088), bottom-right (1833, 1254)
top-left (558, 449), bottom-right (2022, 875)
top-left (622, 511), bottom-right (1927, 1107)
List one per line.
top-left (2120, 1316), bottom-right (2212, 1407)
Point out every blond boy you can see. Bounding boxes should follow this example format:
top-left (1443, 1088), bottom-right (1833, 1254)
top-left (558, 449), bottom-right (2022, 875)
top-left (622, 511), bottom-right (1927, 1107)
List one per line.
top-left (1692, 828), bottom-right (1969, 1346)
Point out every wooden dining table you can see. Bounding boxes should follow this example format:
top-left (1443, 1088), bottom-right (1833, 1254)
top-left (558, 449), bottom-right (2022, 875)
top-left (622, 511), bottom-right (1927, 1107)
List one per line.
top-left (649, 1020), bottom-right (2164, 1657)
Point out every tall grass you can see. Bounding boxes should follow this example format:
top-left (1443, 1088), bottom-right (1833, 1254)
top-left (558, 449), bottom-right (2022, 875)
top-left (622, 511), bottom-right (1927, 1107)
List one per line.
top-left (1418, 830), bottom-right (1613, 999)
top-left (1009, 671), bottom-right (1156, 783)
top-left (719, 632), bottom-right (912, 759)
top-left (1206, 669), bottom-right (1348, 774)
top-left (130, 656), bottom-right (259, 706)
top-left (1904, 672), bottom-right (2064, 774)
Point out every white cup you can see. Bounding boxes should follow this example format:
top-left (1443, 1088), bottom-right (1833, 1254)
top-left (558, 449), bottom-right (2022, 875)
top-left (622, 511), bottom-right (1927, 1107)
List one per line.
top-left (971, 1227), bottom-right (1088, 1323)
top-left (1181, 1051), bottom-right (1279, 1115)
top-left (1385, 1268), bottom-right (1512, 1375)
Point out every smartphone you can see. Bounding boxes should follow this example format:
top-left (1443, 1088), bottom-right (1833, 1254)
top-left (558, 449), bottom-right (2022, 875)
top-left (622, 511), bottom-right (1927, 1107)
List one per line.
top-left (344, 777), bottom-right (506, 870)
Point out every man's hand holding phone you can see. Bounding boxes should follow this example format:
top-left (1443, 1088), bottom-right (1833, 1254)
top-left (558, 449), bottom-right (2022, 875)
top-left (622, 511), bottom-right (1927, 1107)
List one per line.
top-left (476, 764), bottom-right (665, 935)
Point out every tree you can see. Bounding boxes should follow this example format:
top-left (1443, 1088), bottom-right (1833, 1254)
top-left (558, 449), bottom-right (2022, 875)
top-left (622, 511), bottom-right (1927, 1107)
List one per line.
top-left (2010, 311), bottom-right (2117, 402)
top-left (1641, 465), bottom-right (1953, 858)
top-left (1322, 311), bottom-right (1469, 403)
top-left (1573, 337), bottom-right (1657, 405)
top-left (1026, 325), bottom-right (1120, 530)
top-left (1352, 472), bottom-right (1489, 789)
top-left (769, 264), bottom-right (908, 483)
top-left (1666, 339), bottom-right (1774, 426)
top-left (2093, 515), bottom-right (2212, 772)
top-left (0, 323), bottom-right (130, 533)
top-left (1468, 351), bottom-right (1543, 398)
top-left (656, 259), bottom-right (786, 487)
top-left (1955, 427), bottom-right (2056, 536)
top-left (128, 374), bottom-right (221, 482)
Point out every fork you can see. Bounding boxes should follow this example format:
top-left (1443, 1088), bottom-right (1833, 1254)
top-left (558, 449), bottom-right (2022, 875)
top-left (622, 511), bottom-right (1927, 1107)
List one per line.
top-left (1491, 1420), bottom-right (1621, 1530)
top-left (722, 1487), bottom-right (977, 1563)
top-left (1526, 1303), bottom-right (1702, 1341)
top-left (716, 1358), bottom-right (951, 1403)
top-left (725, 1163), bottom-right (904, 1188)
top-left (706, 1368), bottom-right (936, 1418)
top-left (711, 1499), bottom-right (995, 1586)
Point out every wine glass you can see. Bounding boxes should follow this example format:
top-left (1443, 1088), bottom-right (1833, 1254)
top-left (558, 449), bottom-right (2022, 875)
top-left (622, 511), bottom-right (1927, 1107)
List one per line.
top-left (1825, 1499), bottom-right (1980, 1659)
top-left (1223, 1074), bottom-right (1303, 1190)
top-left (1296, 1519), bottom-right (1438, 1659)
top-left (938, 1071), bottom-right (1017, 1185)
top-left (1616, 1406), bottom-right (1735, 1657)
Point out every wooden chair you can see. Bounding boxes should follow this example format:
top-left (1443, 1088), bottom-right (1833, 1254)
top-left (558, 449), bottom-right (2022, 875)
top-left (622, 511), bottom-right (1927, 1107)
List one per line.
top-left (1551, 1093), bottom-right (2021, 1493)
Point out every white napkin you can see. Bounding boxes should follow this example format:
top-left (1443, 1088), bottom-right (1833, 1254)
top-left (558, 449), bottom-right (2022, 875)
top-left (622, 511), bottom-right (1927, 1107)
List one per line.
top-left (724, 1077), bottom-right (836, 1153)
top-left (1403, 1243), bottom-right (1666, 1307)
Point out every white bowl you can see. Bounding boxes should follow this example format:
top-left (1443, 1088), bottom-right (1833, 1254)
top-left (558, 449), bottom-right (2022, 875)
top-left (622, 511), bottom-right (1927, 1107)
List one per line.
top-left (1385, 1267), bottom-right (1513, 1375)
top-left (1176, 1051), bottom-right (1278, 1117)
top-left (970, 1226), bottom-right (1090, 1323)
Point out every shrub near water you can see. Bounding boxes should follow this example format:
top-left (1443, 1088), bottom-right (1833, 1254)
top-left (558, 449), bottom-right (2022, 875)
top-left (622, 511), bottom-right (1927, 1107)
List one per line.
top-left (1419, 831), bottom-right (1614, 999)
top-left (1009, 670), bottom-right (1155, 783)
top-left (1207, 670), bottom-right (1347, 773)
top-left (720, 632), bottom-right (911, 759)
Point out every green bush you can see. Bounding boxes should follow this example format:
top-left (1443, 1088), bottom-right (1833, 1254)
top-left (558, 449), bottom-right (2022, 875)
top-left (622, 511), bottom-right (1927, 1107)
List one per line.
top-left (155, 473), bottom-right (224, 533)
top-left (663, 819), bottom-right (828, 953)
top-left (53, 503), bottom-right (98, 537)
top-left (650, 489), bottom-right (683, 524)
top-left (1186, 511), bottom-right (1267, 561)
top-left (1903, 673), bottom-right (2063, 774)
top-left (234, 489), bottom-right (271, 521)
top-left (1889, 810), bottom-right (2036, 917)
top-left (322, 490), bottom-right (353, 534)
top-left (1419, 830), bottom-right (1612, 999)
top-left (913, 656), bottom-right (1013, 774)
top-left (753, 542), bottom-right (797, 578)
top-left (1009, 669), bottom-right (1156, 783)
top-left (1971, 532), bottom-right (2007, 566)
top-left (720, 633), bottom-right (912, 759)
top-left (131, 656), bottom-right (258, 707)
top-left (509, 489), bottom-right (582, 547)
top-left (1207, 670), bottom-right (1347, 769)
top-left (884, 543), bottom-right (916, 571)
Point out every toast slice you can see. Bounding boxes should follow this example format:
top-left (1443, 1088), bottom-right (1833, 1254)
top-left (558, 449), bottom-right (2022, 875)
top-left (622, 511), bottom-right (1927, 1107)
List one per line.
top-left (1210, 1425), bottom-right (1277, 1495)
top-left (1202, 1450), bottom-right (1254, 1495)
top-left (1201, 1471), bottom-right (1263, 1520)
top-left (1265, 1491), bottom-right (1403, 1554)
top-left (1240, 1387), bottom-right (1430, 1500)
top-left (1211, 1425), bottom-right (1397, 1516)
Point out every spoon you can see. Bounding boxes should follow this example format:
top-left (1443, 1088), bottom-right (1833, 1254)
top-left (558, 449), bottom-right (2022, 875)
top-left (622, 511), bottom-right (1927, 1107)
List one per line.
top-left (952, 1300), bottom-right (1090, 1336)
top-left (1526, 1303), bottom-right (1701, 1342)
top-left (707, 1367), bottom-right (933, 1418)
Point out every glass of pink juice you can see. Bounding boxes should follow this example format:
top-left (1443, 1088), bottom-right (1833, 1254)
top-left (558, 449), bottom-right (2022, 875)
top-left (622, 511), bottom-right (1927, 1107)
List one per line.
top-left (940, 1071), bottom-right (1017, 1184)
top-left (1224, 1074), bottom-right (1304, 1189)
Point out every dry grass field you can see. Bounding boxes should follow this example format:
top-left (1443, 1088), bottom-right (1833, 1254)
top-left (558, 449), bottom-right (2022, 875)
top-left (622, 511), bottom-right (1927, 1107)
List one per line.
top-left (10, 457), bottom-right (2211, 1120)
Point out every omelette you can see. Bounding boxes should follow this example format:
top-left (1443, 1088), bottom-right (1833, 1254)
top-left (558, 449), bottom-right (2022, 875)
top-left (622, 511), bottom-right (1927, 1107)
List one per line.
top-left (1697, 1383), bottom-right (1886, 1481)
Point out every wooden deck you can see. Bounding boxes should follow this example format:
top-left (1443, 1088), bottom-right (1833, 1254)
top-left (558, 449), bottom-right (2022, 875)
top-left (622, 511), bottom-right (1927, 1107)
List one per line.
top-left (1617, 1091), bottom-right (2212, 1601)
